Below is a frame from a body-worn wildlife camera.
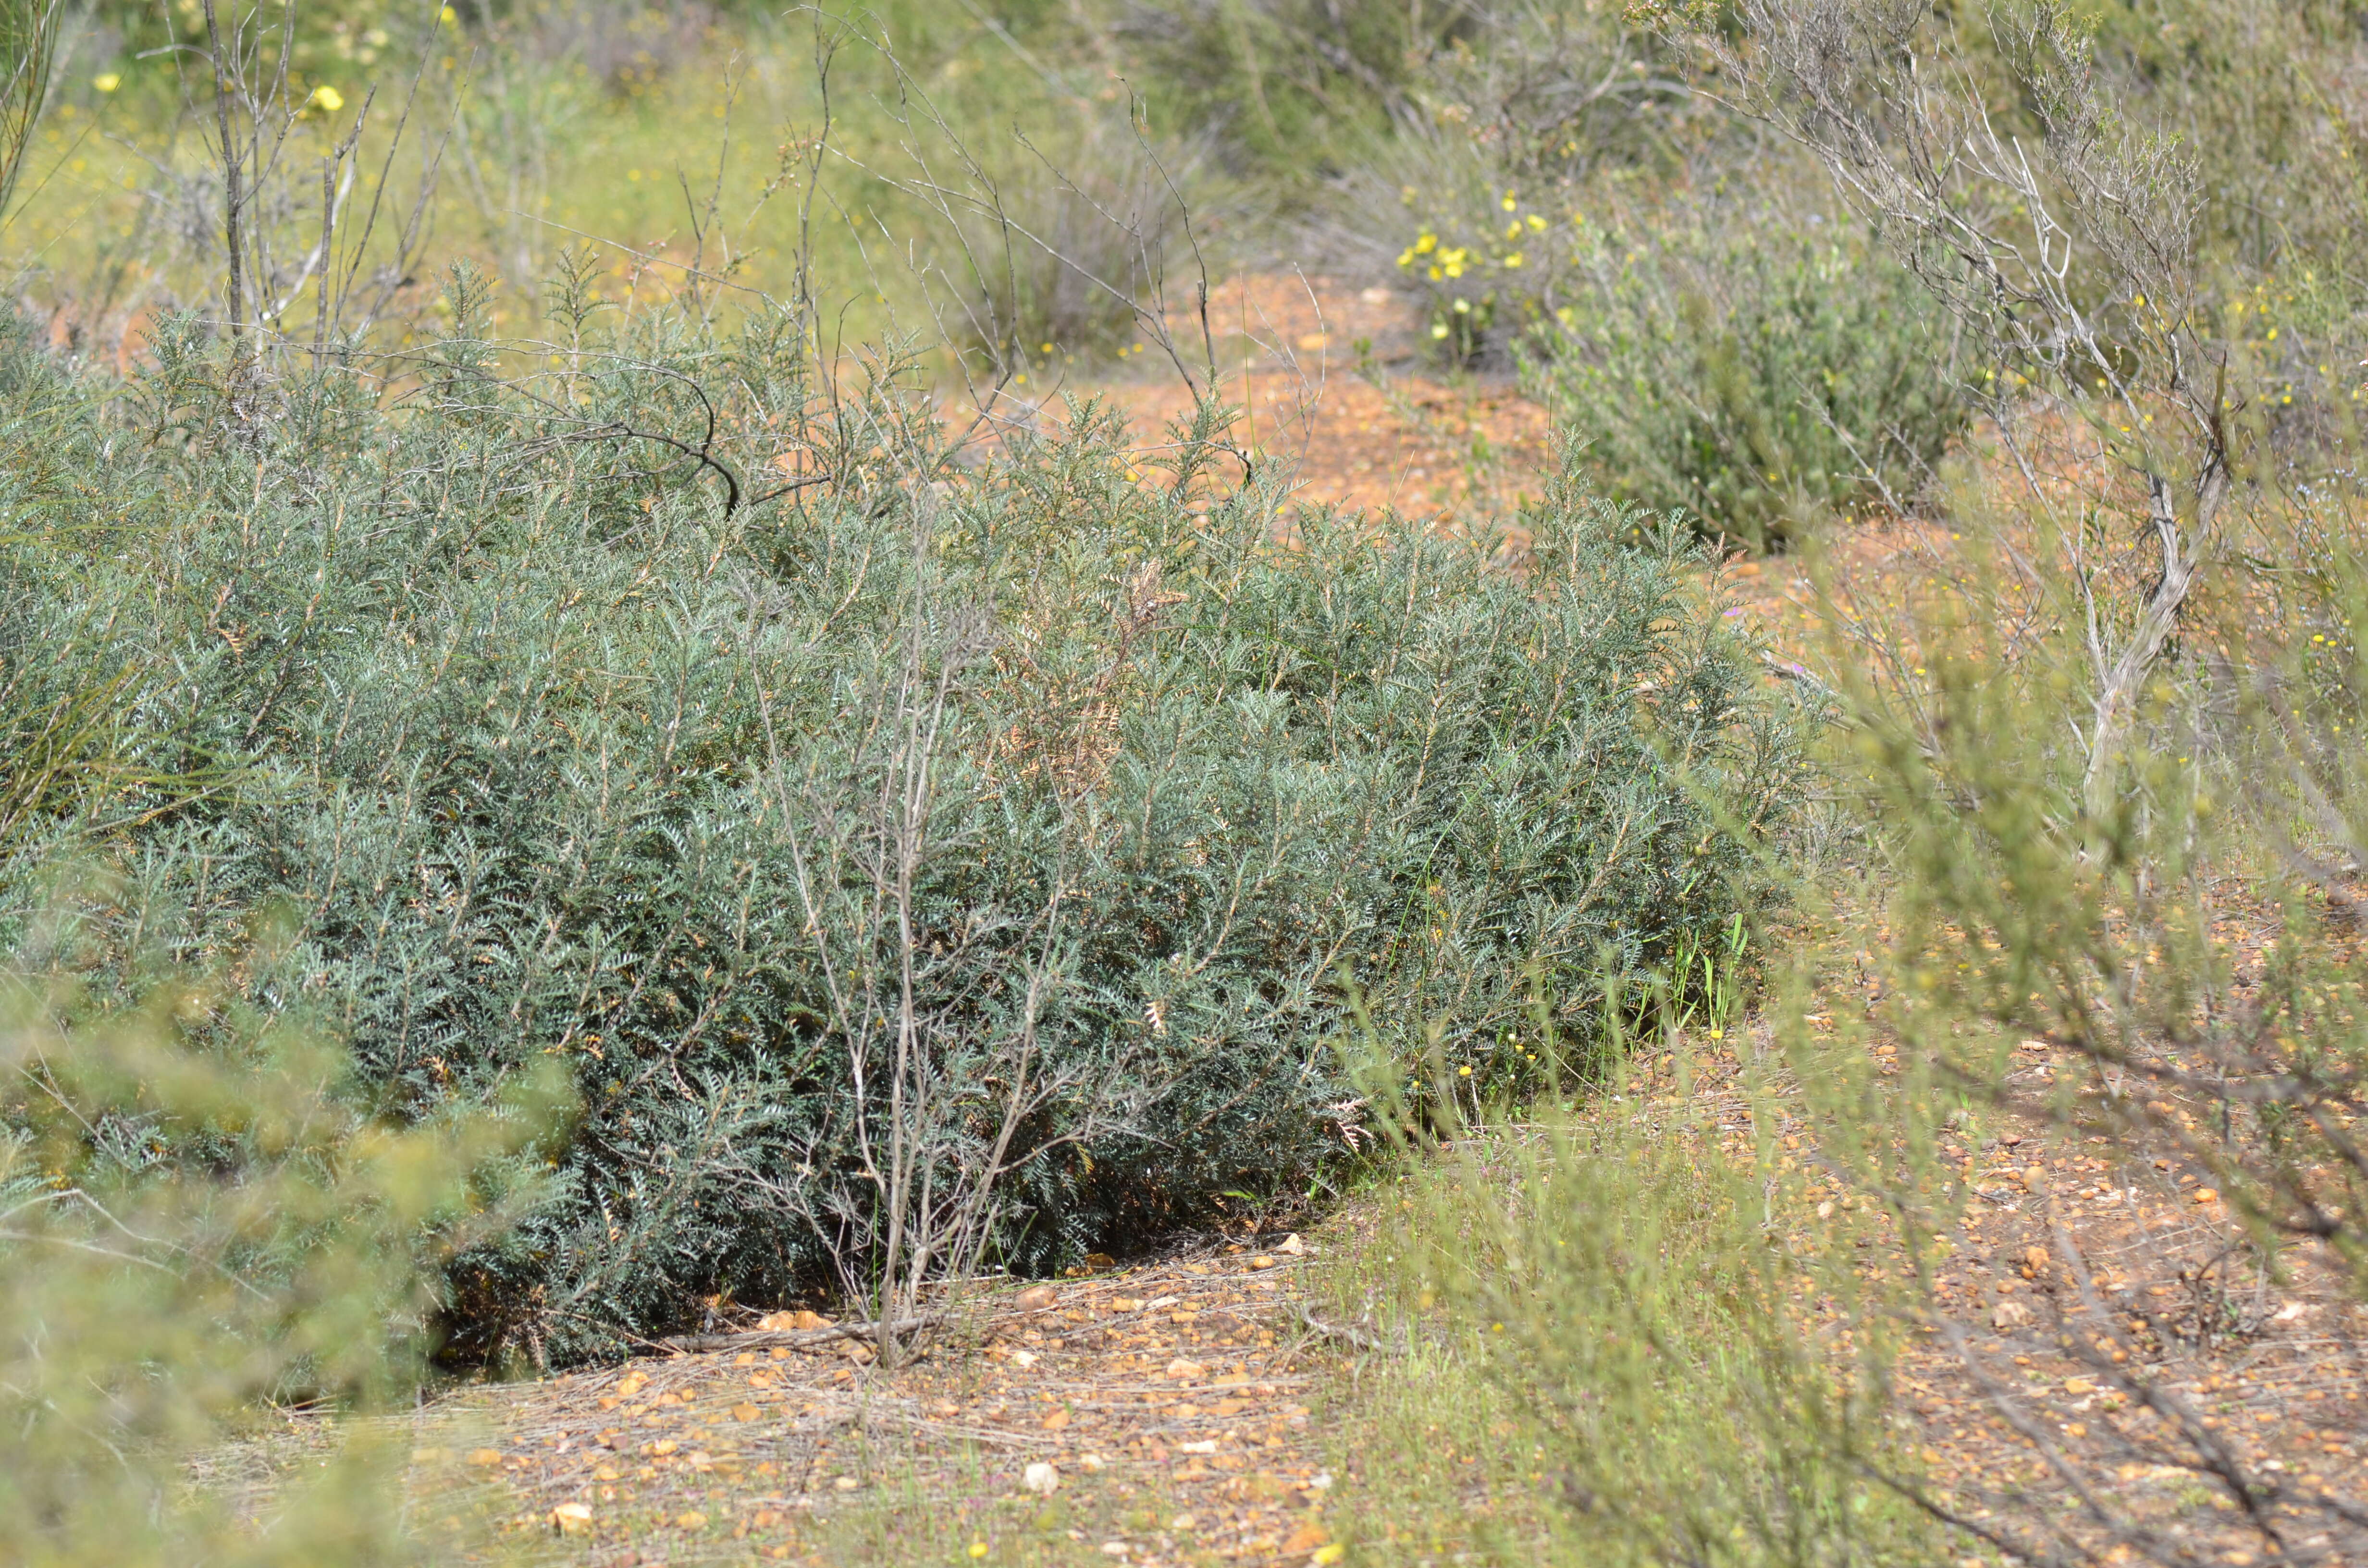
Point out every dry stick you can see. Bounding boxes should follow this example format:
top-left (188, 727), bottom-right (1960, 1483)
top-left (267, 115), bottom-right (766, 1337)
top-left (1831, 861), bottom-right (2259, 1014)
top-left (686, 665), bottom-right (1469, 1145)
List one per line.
top-left (515, 214), bottom-right (775, 306)
top-left (655, 1312), bottom-right (946, 1357)
top-left (198, 0), bottom-right (245, 408)
top-left (330, 6), bottom-right (457, 346)
top-left (328, 33), bottom-right (433, 331)
top-left (1290, 1303), bottom-right (1383, 1352)
top-left (244, 0), bottom-right (303, 335)
top-left (277, 95), bottom-right (373, 352)
top-left (313, 154), bottom-right (335, 367)
top-left (685, 53), bottom-right (743, 331)
top-left (780, 15), bottom-right (851, 425)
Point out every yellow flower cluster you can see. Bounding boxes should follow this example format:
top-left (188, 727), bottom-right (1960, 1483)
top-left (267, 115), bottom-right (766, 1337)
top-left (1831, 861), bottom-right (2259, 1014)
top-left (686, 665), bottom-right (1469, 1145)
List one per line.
top-left (1394, 192), bottom-right (1557, 281)
top-left (1397, 233), bottom-right (1472, 281)
top-left (2219, 277), bottom-right (2332, 408)
top-left (1389, 189), bottom-right (1582, 355)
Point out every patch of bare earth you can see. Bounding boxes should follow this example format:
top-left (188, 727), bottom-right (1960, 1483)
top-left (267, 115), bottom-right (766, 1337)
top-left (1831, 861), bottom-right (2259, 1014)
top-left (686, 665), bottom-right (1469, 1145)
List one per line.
top-left (1899, 1110), bottom-right (2368, 1565)
top-left (1752, 902), bottom-right (2368, 1565)
top-left (950, 273), bottom-right (1552, 522)
top-left (1895, 1034), bottom-right (2368, 1556)
top-left (405, 1240), bottom-right (1357, 1565)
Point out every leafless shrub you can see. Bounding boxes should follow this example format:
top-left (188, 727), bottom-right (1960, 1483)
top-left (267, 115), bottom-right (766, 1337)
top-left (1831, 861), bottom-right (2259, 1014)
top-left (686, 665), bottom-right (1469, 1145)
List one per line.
top-left (131, 0), bottom-right (463, 415)
top-left (946, 114), bottom-right (1210, 369)
top-left (1677, 0), bottom-right (2230, 816)
top-left (737, 486), bottom-right (1167, 1364)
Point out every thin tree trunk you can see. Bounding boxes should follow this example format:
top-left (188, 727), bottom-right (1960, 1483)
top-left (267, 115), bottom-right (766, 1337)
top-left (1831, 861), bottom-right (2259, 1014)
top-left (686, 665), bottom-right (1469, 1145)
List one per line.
top-left (2082, 466), bottom-right (2223, 821)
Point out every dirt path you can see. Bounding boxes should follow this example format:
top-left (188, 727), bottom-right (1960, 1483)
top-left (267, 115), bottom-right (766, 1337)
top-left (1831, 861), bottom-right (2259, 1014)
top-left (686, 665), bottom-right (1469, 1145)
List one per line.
top-left (949, 273), bottom-right (1552, 522)
top-left (409, 1239), bottom-right (1358, 1566)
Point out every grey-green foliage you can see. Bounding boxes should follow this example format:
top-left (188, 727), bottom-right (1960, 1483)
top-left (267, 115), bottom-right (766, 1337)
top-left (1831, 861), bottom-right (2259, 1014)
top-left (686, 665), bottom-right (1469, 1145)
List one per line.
top-left (0, 281), bottom-right (1803, 1362)
top-left (1526, 213), bottom-right (1967, 550)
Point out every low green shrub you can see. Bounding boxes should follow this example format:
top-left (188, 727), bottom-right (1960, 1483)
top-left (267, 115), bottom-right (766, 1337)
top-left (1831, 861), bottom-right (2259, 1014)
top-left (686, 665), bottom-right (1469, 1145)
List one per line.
top-left (1521, 214), bottom-right (1967, 550)
top-left (0, 283), bottom-right (1803, 1360)
top-left (1344, 26), bottom-right (1962, 552)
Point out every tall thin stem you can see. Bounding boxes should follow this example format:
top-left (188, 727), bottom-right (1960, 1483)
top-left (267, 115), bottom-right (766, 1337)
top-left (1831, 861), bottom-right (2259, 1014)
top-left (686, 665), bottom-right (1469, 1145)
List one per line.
top-left (200, 0), bottom-right (247, 402)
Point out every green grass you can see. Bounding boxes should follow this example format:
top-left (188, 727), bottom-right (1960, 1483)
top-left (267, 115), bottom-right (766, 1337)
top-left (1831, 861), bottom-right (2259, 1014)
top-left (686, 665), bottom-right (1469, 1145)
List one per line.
top-left (1307, 1006), bottom-right (1952, 1568)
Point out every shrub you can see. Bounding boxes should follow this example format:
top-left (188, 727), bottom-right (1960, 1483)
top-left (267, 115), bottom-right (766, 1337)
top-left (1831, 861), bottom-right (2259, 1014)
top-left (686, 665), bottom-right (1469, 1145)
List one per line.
top-left (0, 932), bottom-right (560, 1566)
top-left (1111, 0), bottom-right (1446, 180)
top-left (1311, 3), bottom-right (1960, 548)
top-left (1520, 213), bottom-right (1966, 550)
top-left (0, 284), bottom-right (1804, 1361)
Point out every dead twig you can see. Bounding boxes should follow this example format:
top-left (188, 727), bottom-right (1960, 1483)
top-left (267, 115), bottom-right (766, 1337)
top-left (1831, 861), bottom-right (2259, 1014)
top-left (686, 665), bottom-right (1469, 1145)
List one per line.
top-left (653, 1311), bottom-right (948, 1356)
